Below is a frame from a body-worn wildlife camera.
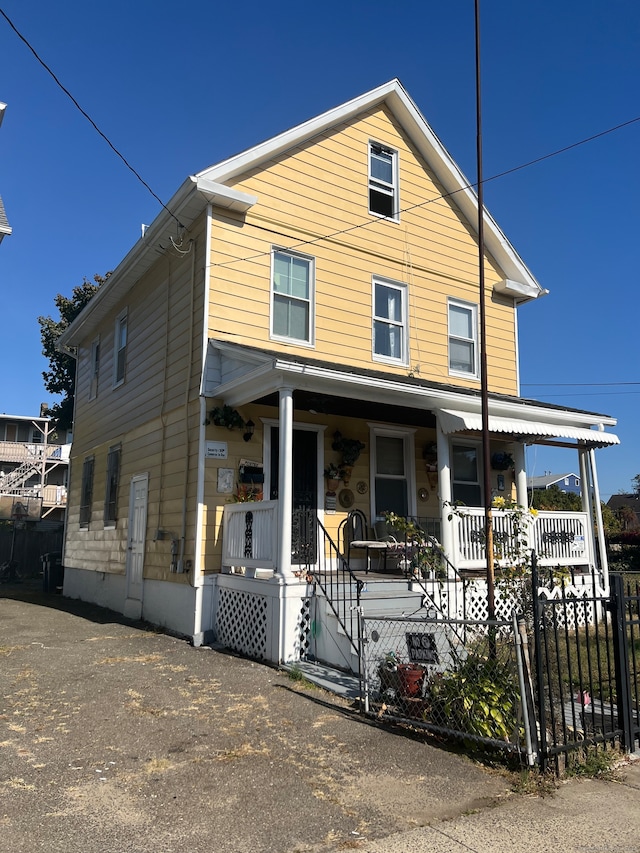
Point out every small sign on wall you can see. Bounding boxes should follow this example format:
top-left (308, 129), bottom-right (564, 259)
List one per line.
top-left (205, 441), bottom-right (228, 459)
top-left (217, 468), bottom-right (234, 494)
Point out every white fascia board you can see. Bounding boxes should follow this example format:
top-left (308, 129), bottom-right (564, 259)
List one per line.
top-left (0, 102), bottom-right (6, 128)
top-left (0, 414), bottom-right (50, 423)
top-left (58, 180), bottom-right (256, 349)
top-left (200, 79), bottom-right (543, 298)
top-left (212, 352), bottom-right (617, 435)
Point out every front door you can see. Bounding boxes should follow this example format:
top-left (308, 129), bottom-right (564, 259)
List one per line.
top-left (270, 428), bottom-right (318, 564)
top-left (125, 473), bottom-right (148, 618)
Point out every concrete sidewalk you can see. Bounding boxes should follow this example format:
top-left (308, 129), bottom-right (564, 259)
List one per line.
top-left (1, 582), bottom-right (638, 853)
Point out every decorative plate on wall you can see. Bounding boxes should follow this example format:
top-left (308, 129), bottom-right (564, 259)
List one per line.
top-left (356, 481), bottom-right (368, 494)
top-left (338, 489), bottom-right (355, 508)
top-left (418, 487), bottom-right (429, 501)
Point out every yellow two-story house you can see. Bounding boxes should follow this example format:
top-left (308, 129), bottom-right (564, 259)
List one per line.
top-left (58, 80), bottom-right (618, 668)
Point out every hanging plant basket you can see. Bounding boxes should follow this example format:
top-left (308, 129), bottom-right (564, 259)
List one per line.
top-left (209, 405), bottom-right (245, 430)
top-left (491, 452), bottom-right (514, 471)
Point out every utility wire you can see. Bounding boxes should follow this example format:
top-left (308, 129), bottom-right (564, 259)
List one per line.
top-left (0, 6), bottom-right (184, 229)
top-left (2, 4), bottom-right (639, 248)
top-left (210, 114), bottom-right (640, 270)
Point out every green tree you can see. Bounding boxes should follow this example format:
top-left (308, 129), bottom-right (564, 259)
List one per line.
top-left (632, 474), bottom-right (640, 497)
top-left (38, 274), bottom-right (108, 431)
top-left (530, 484), bottom-right (582, 512)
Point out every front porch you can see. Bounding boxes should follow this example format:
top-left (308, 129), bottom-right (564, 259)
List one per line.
top-left (203, 339), bottom-right (619, 670)
top-left (212, 500), bottom-right (607, 673)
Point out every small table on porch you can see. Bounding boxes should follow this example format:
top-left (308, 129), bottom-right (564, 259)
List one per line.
top-left (348, 538), bottom-right (403, 574)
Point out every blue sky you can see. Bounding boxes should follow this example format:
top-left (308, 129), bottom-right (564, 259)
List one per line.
top-left (0, 0), bottom-right (638, 500)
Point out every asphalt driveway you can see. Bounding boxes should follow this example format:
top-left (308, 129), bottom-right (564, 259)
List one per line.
top-left (0, 582), bottom-right (512, 853)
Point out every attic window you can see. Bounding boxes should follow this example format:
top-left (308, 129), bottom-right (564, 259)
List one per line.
top-left (369, 142), bottom-right (399, 221)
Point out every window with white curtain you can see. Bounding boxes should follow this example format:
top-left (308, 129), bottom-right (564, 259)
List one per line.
top-left (373, 278), bottom-right (407, 364)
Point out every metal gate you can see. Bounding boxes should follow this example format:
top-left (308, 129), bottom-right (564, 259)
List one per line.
top-left (531, 563), bottom-right (640, 772)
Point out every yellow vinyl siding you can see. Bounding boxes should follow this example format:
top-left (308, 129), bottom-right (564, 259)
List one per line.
top-left (65, 222), bottom-right (206, 581)
top-left (206, 106), bottom-right (518, 395)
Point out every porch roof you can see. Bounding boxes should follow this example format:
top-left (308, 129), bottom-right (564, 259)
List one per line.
top-left (438, 409), bottom-right (619, 448)
top-left (205, 340), bottom-right (619, 449)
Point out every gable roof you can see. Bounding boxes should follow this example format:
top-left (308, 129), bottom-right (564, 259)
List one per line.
top-left (527, 473), bottom-right (580, 490)
top-left (60, 79), bottom-right (544, 347)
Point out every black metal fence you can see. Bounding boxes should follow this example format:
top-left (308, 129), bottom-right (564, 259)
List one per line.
top-left (529, 560), bottom-right (640, 772)
top-left (359, 560), bottom-right (640, 772)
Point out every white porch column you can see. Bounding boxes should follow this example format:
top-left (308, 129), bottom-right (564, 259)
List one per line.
top-left (436, 419), bottom-right (453, 558)
top-left (589, 447), bottom-right (610, 590)
top-left (513, 442), bottom-right (528, 509)
top-left (277, 387), bottom-right (294, 579)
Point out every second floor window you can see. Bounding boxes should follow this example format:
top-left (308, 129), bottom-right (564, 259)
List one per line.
top-left (271, 250), bottom-right (314, 344)
top-left (369, 142), bottom-right (398, 220)
top-left (114, 311), bottom-right (127, 386)
top-left (373, 279), bottom-right (407, 363)
top-left (448, 299), bottom-right (478, 378)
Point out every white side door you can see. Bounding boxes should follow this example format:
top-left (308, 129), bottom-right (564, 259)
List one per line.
top-left (125, 473), bottom-right (148, 618)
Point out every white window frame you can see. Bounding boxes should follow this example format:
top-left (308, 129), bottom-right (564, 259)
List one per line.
top-left (368, 424), bottom-right (416, 522)
top-left (270, 248), bottom-right (315, 346)
top-left (448, 298), bottom-right (479, 379)
top-left (372, 277), bottom-right (408, 365)
top-left (368, 141), bottom-right (399, 221)
top-left (89, 336), bottom-right (100, 400)
top-left (113, 310), bottom-right (127, 388)
top-left (451, 440), bottom-right (482, 507)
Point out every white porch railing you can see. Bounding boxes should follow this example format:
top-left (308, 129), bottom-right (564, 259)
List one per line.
top-left (222, 501), bottom-right (279, 571)
top-left (453, 508), bottom-right (594, 572)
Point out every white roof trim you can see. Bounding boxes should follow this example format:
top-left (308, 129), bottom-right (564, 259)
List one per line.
top-left (198, 79), bottom-right (543, 299)
top-left (439, 409), bottom-right (620, 446)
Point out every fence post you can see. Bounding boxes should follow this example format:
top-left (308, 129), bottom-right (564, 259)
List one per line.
top-left (530, 551), bottom-right (548, 771)
top-left (608, 573), bottom-right (635, 753)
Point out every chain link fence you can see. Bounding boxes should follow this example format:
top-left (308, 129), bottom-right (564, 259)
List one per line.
top-left (361, 614), bottom-right (531, 758)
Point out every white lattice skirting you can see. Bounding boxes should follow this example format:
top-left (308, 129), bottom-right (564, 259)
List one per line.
top-left (212, 575), bottom-right (312, 665)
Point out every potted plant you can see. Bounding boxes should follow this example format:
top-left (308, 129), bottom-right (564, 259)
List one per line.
top-left (323, 462), bottom-right (344, 492)
top-left (491, 451), bottom-right (514, 471)
top-left (332, 432), bottom-right (365, 484)
top-left (208, 405), bottom-right (245, 430)
top-left (423, 441), bottom-right (438, 471)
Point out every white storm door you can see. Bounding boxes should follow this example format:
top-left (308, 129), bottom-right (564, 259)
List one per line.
top-left (126, 474), bottom-right (148, 604)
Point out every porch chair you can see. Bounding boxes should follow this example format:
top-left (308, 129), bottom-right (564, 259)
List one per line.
top-left (340, 510), bottom-right (389, 574)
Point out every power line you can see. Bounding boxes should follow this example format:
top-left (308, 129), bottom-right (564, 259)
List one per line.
top-left (0, 7), bottom-right (184, 230)
top-left (2, 3), bottom-right (639, 252)
top-left (210, 116), bottom-right (640, 271)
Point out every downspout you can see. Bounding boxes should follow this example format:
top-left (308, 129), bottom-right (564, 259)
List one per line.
top-left (191, 205), bottom-right (214, 645)
top-left (178, 235), bottom-right (197, 585)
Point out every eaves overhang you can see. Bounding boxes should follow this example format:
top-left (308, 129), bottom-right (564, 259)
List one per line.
top-left (205, 341), bottom-right (618, 447)
top-left (199, 79), bottom-right (544, 300)
top-left (57, 178), bottom-right (256, 350)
